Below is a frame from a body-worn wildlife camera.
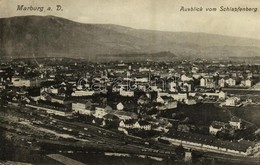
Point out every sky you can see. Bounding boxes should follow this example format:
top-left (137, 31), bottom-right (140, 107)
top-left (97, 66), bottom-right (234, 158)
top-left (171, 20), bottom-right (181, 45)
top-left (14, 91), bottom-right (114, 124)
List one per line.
top-left (0, 0), bottom-right (260, 39)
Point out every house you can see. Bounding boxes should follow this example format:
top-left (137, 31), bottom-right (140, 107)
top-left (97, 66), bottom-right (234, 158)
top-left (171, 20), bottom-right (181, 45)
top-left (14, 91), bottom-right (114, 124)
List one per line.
top-left (41, 86), bottom-right (58, 94)
top-left (218, 78), bottom-right (226, 87)
top-left (169, 82), bottom-right (177, 92)
top-left (94, 105), bottom-right (112, 118)
top-left (200, 77), bottom-right (215, 88)
top-left (156, 96), bottom-right (178, 110)
top-left (95, 104), bottom-right (112, 111)
top-left (40, 91), bottom-right (51, 101)
top-left (12, 96), bottom-right (18, 102)
top-left (181, 74), bottom-right (193, 82)
top-left (72, 101), bottom-right (93, 115)
top-left (113, 84), bottom-right (128, 92)
top-left (103, 113), bottom-right (119, 121)
top-left (193, 74), bottom-right (201, 79)
top-left (0, 82), bottom-right (5, 89)
top-left (12, 77), bottom-right (44, 88)
top-left (247, 72), bottom-right (253, 79)
top-left (71, 90), bottom-right (95, 96)
top-left (156, 95), bottom-right (165, 104)
top-left (134, 120), bottom-right (152, 130)
top-left (229, 117), bottom-right (242, 130)
top-left (165, 96), bottom-right (178, 106)
top-left (118, 127), bottom-right (129, 135)
top-left (245, 79), bottom-right (252, 87)
top-left (30, 95), bottom-right (41, 102)
top-left (160, 96), bottom-right (174, 104)
top-left (117, 102), bottom-right (124, 110)
top-left (139, 67), bottom-right (150, 72)
top-left (12, 78), bottom-right (30, 87)
top-left (226, 78), bottom-right (236, 86)
top-left (184, 98), bottom-right (197, 105)
top-left (48, 74), bottom-right (55, 81)
top-left (153, 125), bottom-right (170, 133)
top-left (137, 95), bottom-right (150, 105)
top-left (94, 109), bottom-right (109, 119)
top-left (113, 111), bottom-right (138, 121)
top-left (135, 77), bottom-right (149, 83)
top-left (225, 97), bottom-right (240, 107)
top-left (200, 78), bottom-right (207, 87)
top-left (172, 93), bottom-right (188, 101)
top-left (241, 79), bottom-right (252, 87)
top-left (193, 91), bottom-right (226, 100)
top-left (51, 95), bottom-right (70, 105)
top-left (177, 124), bottom-right (190, 133)
top-left (184, 151), bottom-right (192, 163)
top-left (119, 119), bottom-right (136, 129)
top-left (218, 91), bottom-right (227, 100)
top-left (119, 89), bottom-right (134, 97)
top-left (58, 86), bottom-right (67, 96)
top-left (209, 121), bottom-right (227, 135)
top-left (183, 82), bottom-right (192, 92)
top-left (158, 92), bottom-right (187, 101)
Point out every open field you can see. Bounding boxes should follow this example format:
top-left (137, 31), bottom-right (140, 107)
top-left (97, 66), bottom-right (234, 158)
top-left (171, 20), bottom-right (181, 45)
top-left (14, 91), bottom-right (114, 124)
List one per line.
top-left (230, 105), bottom-right (260, 127)
top-left (162, 103), bottom-right (231, 126)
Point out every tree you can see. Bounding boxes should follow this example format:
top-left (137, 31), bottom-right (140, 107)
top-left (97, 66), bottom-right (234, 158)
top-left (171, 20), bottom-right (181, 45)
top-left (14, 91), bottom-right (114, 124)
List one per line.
top-left (0, 129), bottom-right (15, 161)
top-left (175, 144), bottom-right (185, 160)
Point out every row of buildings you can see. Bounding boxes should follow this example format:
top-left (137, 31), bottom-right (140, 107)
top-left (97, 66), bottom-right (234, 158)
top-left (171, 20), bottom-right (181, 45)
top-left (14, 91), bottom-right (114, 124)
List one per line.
top-left (160, 132), bottom-right (260, 156)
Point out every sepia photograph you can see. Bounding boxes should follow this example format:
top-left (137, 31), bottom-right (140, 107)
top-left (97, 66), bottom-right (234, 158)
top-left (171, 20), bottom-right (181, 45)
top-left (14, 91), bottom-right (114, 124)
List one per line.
top-left (0, 0), bottom-right (260, 164)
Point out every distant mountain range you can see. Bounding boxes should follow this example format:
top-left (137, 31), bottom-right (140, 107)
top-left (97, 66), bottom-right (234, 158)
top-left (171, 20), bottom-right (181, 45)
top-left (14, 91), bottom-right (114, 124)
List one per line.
top-left (0, 15), bottom-right (260, 60)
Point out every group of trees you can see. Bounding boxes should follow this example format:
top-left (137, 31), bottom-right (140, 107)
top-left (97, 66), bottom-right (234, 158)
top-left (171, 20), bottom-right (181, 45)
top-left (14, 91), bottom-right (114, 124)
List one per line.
top-left (0, 129), bottom-right (15, 161)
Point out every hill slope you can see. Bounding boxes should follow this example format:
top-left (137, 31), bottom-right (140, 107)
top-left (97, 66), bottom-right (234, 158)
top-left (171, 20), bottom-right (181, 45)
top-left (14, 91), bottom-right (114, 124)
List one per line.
top-left (0, 15), bottom-right (260, 59)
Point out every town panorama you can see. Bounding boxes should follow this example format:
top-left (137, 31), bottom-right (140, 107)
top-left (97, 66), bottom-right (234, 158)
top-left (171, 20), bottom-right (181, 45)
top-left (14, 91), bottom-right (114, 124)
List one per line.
top-left (1, 16), bottom-right (260, 165)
